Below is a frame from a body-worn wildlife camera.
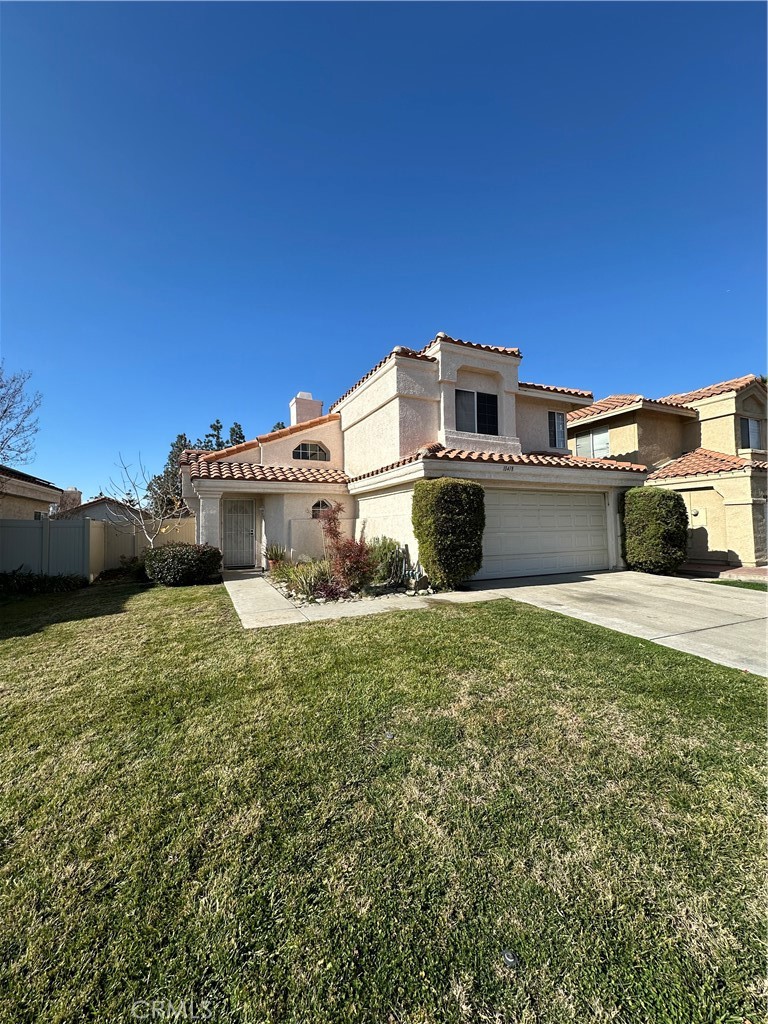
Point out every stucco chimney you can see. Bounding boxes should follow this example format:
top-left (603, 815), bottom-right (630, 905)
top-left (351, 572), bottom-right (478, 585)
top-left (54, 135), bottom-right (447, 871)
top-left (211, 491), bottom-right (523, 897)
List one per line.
top-left (289, 391), bottom-right (323, 425)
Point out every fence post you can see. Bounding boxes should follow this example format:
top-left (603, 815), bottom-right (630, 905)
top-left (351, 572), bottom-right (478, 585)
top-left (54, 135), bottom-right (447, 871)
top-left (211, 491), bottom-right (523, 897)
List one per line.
top-left (41, 515), bottom-right (51, 574)
top-left (83, 519), bottom-right (91, 580)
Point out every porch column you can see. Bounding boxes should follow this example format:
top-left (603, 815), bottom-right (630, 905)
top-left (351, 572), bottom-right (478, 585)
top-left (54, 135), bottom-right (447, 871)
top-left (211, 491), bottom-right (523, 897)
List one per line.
top-left (199, 493), bottom-right (223, 549)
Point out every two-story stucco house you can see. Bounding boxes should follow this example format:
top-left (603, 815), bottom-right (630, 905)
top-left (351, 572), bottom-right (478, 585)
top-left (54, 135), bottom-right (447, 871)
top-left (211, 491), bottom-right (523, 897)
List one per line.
top-left (567, 374), bottom-right (767, 567)
top-left (181, 333), bottom-right (646, 579)
top-left (0, 465), bottom-right (62, 520)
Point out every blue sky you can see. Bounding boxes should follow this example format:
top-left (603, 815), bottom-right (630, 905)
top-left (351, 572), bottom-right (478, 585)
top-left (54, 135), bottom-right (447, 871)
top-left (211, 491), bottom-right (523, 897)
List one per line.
top-left (2, 1), bottom-right (765, 496)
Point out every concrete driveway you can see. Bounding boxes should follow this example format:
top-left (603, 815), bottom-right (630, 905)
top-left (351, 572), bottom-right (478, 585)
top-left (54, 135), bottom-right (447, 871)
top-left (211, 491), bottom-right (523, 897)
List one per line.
top-left (460, 571), bottom-right (767, 675)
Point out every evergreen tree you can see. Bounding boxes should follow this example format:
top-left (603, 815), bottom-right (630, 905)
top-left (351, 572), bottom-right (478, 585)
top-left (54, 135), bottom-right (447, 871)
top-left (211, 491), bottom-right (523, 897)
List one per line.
top-left (146, 433), bottom-right (190, 517)
top-left (228, 422), bottom-right (246, 446)
top-left (271, 421), bottom-right (286, 432)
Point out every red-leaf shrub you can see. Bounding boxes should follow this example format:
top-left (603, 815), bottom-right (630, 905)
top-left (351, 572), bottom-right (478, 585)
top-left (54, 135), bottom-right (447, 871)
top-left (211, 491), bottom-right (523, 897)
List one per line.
top-left (318, 502), bottom-right (374, 591)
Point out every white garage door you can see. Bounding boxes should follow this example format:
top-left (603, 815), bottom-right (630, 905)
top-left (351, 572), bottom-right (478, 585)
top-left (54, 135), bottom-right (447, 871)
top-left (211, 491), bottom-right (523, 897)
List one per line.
top-left (477, 490), bottom-right (609, 579)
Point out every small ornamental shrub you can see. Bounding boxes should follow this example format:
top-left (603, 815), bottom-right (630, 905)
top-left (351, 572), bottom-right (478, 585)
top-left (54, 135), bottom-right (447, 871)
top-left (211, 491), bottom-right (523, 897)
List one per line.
top-left (284, 559), bottom-right (332, 599)
top-left (0, 569), bottom-right (88, 596)
top-left (412, 478), bottom-right (485, 589)
top-left (318, 502), bottom-right (375, 591)
top-left (143, 543), bottom-right (222, 587)
top-left (623, 487), bottom-right (688, 574)
top-left (368, 536), bottom-right (410, 586)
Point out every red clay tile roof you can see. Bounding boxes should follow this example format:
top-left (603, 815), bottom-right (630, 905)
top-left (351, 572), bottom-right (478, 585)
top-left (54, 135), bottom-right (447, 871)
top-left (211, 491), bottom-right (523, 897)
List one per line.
top-left (648, 448), bottom-right (768, 481)
top-left (518, 381), bottom-right (593, 399)
top-left (419, 333), bottom-right (522, 358)
top-left (350, 444), bottom-right (646, 481)
top-left (568, 394), bottom-right (650, 423)
top-left (568, 374), bottom-right (764, 425)
top-left (329, 348), bottom-right (436, 411)
top-left (257, 414), bottom-right (340, 444)
top-left (188, 457), bottom-right (349, 485)
top-left (656, 374), bottom-right (762, 405)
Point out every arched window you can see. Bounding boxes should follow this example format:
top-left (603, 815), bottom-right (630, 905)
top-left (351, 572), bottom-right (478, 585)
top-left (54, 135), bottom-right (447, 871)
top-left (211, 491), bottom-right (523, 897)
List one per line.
top-left (293, 441), bottom-right (329, 462)
top-left (311, 499), bottom-right (332, 519)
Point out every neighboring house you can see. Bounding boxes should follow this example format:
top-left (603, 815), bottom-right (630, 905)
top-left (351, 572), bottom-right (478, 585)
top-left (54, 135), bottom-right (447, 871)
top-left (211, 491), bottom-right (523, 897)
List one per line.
top-left (567, 374), bottom-right (767, 567)
top-left (181, 333), bottom-right (646, 579)
top-left (56, 496), bottom-right (154, 522)
top-left (0, 465), bottom-right (62, 520)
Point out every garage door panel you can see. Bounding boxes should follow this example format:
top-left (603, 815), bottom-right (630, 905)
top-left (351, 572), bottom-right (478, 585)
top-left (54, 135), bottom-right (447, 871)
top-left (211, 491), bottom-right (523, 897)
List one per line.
top-left (476, 489), bottom-right (610, 579)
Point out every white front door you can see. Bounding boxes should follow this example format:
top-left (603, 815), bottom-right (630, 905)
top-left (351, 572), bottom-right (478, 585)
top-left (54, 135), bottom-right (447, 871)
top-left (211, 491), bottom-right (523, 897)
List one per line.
top-left (477, 489), bottom-right (609, 579)
top-left (222, 499), bottom-right (256, 568)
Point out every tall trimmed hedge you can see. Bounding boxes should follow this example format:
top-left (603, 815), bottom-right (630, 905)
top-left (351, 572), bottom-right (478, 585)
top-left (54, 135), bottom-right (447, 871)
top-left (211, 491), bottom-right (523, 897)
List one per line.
top-left (623, 487), bottom-right (688, 574)
top-left (412, 478), bottom-right (485, 588)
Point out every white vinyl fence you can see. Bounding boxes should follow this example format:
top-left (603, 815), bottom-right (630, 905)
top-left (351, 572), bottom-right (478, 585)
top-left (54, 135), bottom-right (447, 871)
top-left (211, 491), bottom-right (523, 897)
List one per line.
top-left (0, 517), bottom-right (196, 581)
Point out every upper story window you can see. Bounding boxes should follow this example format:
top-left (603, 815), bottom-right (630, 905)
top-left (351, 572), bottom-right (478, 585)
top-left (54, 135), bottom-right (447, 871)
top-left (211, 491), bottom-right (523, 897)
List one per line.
top-left (33, 510), bottom-right (49, 521)
top-left (293, 441), bottom-right (329, 462)
top-left (455, 389), bottom-right (499, 436)
top-left (575, 426), bottom-right (610, 458)
top-left (740, 417), bottom-right (763, 449)
top-left (548, 411), bottom-right (567, 449)
top-left (311, 499), bottom-right (331, 519)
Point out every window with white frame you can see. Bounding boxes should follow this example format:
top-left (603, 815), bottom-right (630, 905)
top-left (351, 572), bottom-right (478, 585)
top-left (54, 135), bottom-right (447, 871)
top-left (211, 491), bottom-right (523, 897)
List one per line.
top-left (548, 411), bottom-right (567, 449)
top-left (455, 389), bottom-right (499, 435)
top-left (575, 426), bottom-right (610, 458)
top-left (293, 441), bottom-right (329, 462)
top-left (33, 510), bottom-right (49, 520)
top-left (311, 499), bottom-right (332, 519)
top-left (740, 417), bottom-right (763, 449)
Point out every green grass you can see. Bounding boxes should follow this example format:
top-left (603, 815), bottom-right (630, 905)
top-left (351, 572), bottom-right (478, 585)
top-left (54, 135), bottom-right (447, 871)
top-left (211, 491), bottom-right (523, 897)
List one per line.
top-left (707, 579), bottom-right (768, 592)
top-left (0, 582), bottom-right (764, 1024)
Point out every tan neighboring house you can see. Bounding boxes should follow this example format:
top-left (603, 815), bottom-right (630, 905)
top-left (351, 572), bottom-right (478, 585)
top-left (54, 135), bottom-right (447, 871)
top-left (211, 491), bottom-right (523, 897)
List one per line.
top-left (0, 465), bottom-right (62, 520)
top-left (567, 374), bottom-right (767, 567)
top-left (181, 333), bottom-right (647, 579)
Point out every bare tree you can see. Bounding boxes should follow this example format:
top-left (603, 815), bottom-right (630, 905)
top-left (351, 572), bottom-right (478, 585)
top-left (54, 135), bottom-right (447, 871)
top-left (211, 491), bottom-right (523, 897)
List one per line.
top-left (0, 362), bottom-right (42, 466)
top-left (103, 453), bottom-right (188, 548)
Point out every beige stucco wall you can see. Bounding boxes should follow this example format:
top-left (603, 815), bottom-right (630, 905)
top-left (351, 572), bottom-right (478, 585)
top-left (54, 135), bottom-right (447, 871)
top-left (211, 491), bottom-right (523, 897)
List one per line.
top-left (681, 394), bottom-right (735, 454)
top-left (516, 396), bottom-right (574, 454)
top-left (636, 412), bottom-right (688, 469)
top-left (262, 490), bottom-right (353, 563)
top-left (356, 486), bottom-right (419, 562)
top-left (647, 470), bottom-right (767, 566)
top-left (339, 357), bottom-right (439, 478)
top-left (258, 418), bottom-right (345, 469)
top-left (0, 493), bottom-right (53, 519)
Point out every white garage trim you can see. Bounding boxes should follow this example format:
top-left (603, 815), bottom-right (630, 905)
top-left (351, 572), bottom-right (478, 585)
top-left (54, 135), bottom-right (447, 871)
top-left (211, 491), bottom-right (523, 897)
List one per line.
top-left (477, 489), bottom-right (610, 579)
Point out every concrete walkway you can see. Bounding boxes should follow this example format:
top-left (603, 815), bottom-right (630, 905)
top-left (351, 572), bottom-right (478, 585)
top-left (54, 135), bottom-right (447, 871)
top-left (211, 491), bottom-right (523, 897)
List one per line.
top-left (222, 570), bottom-right (434, 627)
top-left (222, 570), bottom-right (767, 675)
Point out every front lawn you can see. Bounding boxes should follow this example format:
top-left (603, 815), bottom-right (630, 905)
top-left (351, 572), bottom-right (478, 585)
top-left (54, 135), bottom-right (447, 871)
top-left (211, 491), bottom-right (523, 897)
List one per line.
top-left (0, 582), bottom-right (764, 1023)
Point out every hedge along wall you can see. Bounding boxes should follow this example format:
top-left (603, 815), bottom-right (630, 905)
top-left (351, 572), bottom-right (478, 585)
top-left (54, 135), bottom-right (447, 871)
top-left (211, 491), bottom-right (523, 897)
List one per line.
top-left (412, 478), bottom-right (486, 588)
top-left (623, 486), bottom-right (689, 574)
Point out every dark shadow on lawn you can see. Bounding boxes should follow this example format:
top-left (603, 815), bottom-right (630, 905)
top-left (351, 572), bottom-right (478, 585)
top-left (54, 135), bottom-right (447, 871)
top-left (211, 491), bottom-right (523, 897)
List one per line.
top-left (0, 580), bottom-right (149, 640)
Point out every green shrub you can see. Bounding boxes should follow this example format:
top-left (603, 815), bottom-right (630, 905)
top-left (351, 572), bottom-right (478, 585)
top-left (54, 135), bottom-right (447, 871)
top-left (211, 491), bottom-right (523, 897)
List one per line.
top-left (143, 543), bottom-right (222, 587)
top-left (412, 478), bottom-right (485, 588)
top-left (284, 559), bottom-right (332, 599)
top-left (368, 536), bottom-right (410, 586)
top-left (0, 569), bottom-right (88, 596)
top-left (623, 487), bottom-right (688, 574)
top-left (265, 544), bottom-right (287, 563)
